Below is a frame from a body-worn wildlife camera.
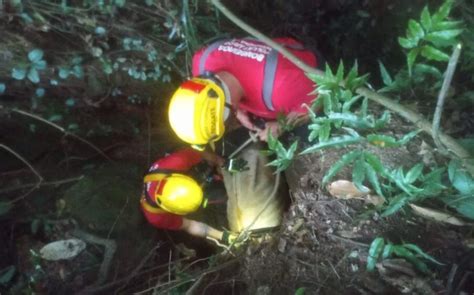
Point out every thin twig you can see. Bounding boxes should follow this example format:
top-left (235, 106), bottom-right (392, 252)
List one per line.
top-left (1, 143), bottom-right (43, 201)
top-left (432, 43), bottom-right (462, 153)
top-left (209, 0), bottom-right (474, 177)
top-left (12, 109), bottom-right (112, 161)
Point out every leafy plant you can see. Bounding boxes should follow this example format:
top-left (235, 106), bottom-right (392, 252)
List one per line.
top-left (398, 0), bottom-right (463, 75)
top-left (443, 160), bottom-right (474, 219)
top-left (367, 237), bottom-right (443, 273)
top-left (11, 49), bottom-right (47, 84)
top-left (381, 165), bottom-right (446, 216)
top-left (264, 132), bottom-right (299, 173)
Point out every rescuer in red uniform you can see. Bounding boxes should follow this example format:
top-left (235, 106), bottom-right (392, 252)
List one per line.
top-left (168, 37), bottom-right (322, 146)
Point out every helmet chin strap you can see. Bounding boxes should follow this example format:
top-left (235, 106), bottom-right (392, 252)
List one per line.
top-left (214, 73), bottom-right (232, 121)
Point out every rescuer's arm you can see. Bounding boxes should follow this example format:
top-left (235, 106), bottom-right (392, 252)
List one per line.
top-left (180, 218), bottom-right (224, 241)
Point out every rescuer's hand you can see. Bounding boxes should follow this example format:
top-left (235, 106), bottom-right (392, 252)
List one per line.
top-left (257, 121), bottom-right (281, 142)
top-left (235, 109), bottom-right (259, 131)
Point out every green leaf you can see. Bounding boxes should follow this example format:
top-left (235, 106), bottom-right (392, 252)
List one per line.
top-left (420, 6), bottom-right (432, 31)
top-left (361, 97), bottom-right (368, 117)
top-left (408, 20), bottom-right (425, 41)
top-left (286, 141), bottom-right (299, 159)
top-left (95, 26), bottom-right (106, 35)
top-left (425, 30), bottom-right (463, 47)
top-left (432, 0), bottom-right (454, 23)
top-left (12, 67), bottom-right (27, 80)
top-left (336, 60), bottom-right (344, 83)
top-left (65, 97), bottom-right (76, 107)
top-left (27, 67), bottom-right (40, 83)
top-left (382, 243), bottom-right (394, 259)
top-left (115, 0), bottom-right (126, 7)
top-left (0, 201), bottom-right (13, 216)
top-left (414, 64), bottom-right (442, 78)
top-left (449, 197), bottom-right (474, 220)
top-left (35, 88), bottom-right (45, 98)
top-left (448, 160), bottom-right (474, 195)
top-left (399, 130), bottom-right (420, 145)
top-left (407, 48), bottom-right (420, 76)
top-left (421, 45), bottom-right (449, 61)
top-left (381, 194), bottom-right (408, 217)
top-left (323, 93), bottom-right (333, 115)
top-left (352, 156), bottom-right (367, 192)
top-left (393, 246), bottom-right (429, 273)
top-left (0, 265), bottom-right (16, 285)
top-left (342, 95), bottom-right (363, 113)
top-left (432, 20), bottom-right (463, 31)
top-left (319, 122), bottom-right (331, 142)
top-left (378, 61), bottom-right (393, 86)
top-left (48, 114), bottom-right (63, 122)
top-left (300, 135), bottom-right (363, 155)
top-left (367, 237), bottom-right (385, 271)
top-left (322, 150), bottom-right (362, 184)
top-left (398, 37), bottom-right (417, 49)
top-left (365, 163), bottom-right (384, 198)
top-left (364, 153), bottom-right (385, 175)
top-left (405, 164), bottom-right (424, 184)
top-left (402, 244), bottom-right (444, 265)
top-left (295, 287), bottom-right (306, 295)
top-left (0, 83), bottom-right (5, 94)
top-left (28, 49), bottom-right (44, 63)
top-left (34, 60), bottom-right (47, 70)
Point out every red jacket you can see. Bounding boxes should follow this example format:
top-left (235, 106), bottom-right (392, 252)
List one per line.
top-left (140, 148), bottom-right (203, 230)
top-left (192, 38), bottom-right (319, 119)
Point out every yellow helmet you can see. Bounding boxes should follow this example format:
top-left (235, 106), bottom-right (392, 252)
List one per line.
top-left (168, 77), bottom-right (227, 146)
top-left (143, 173), bottom-right (204, 215)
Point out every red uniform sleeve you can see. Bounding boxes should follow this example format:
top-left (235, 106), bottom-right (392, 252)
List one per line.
top-left (141, 203), bottom-right (183, 230)
top-left (150, 148), bottom-right (203, 172)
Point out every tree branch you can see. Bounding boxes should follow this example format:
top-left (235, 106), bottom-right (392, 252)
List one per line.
top-left (432, 43), bottom-right (462, 153)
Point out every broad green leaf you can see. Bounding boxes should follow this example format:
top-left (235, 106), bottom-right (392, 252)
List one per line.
top-left (393, 246), bottom-right (429, 273)
top-left (367, 237), bottom-right (385, 271)
top-left (352, 156), bottom-right (367, 192)
top-left (27, 67), bottom-right (40, 83)
top-left (432, 20), bottom-right (463, 31)
top-left (407, 48), bottom-right (420, 76)
top-left (405, 163), bottom-right (424, 184)
top-left (408, 20), bottom-right (425, 41)
top-left (448, 160), bottom-right (474, 195)
top-left (382, 243), bottom-right (394, 259)
top-left (378, 61), bottom-right (393, 86)
top-left (34, 60), bottom-right (47, 70)
top-left (432, 0), bottom-right (454, 23)
top-left (381, 194), bottom-right (408, 217)
top-left (421, 46), bottom-right (449, 61)
top-left (398, 37), bottom-right (417, 49)
top-left (420, 6), bottom-right (432, 31)
top-left (12, 67), bottom-right (27, 80)
top-left (0, 83), bottom-right (5, 94)
top-left (425, 30), bottom-right (463, 46)
top-left (0, 201), bottom-right (13, 216)
top-left (402, 244), bottom-right (444, 265)
top-left (28, 49), bottom-right (44, 63)
top-left (414, 64), bottom-right (442, 78)
top-left (449, 197), bottom-right (474, 220)
top-left (322, 150), bottom-right (362, 184)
